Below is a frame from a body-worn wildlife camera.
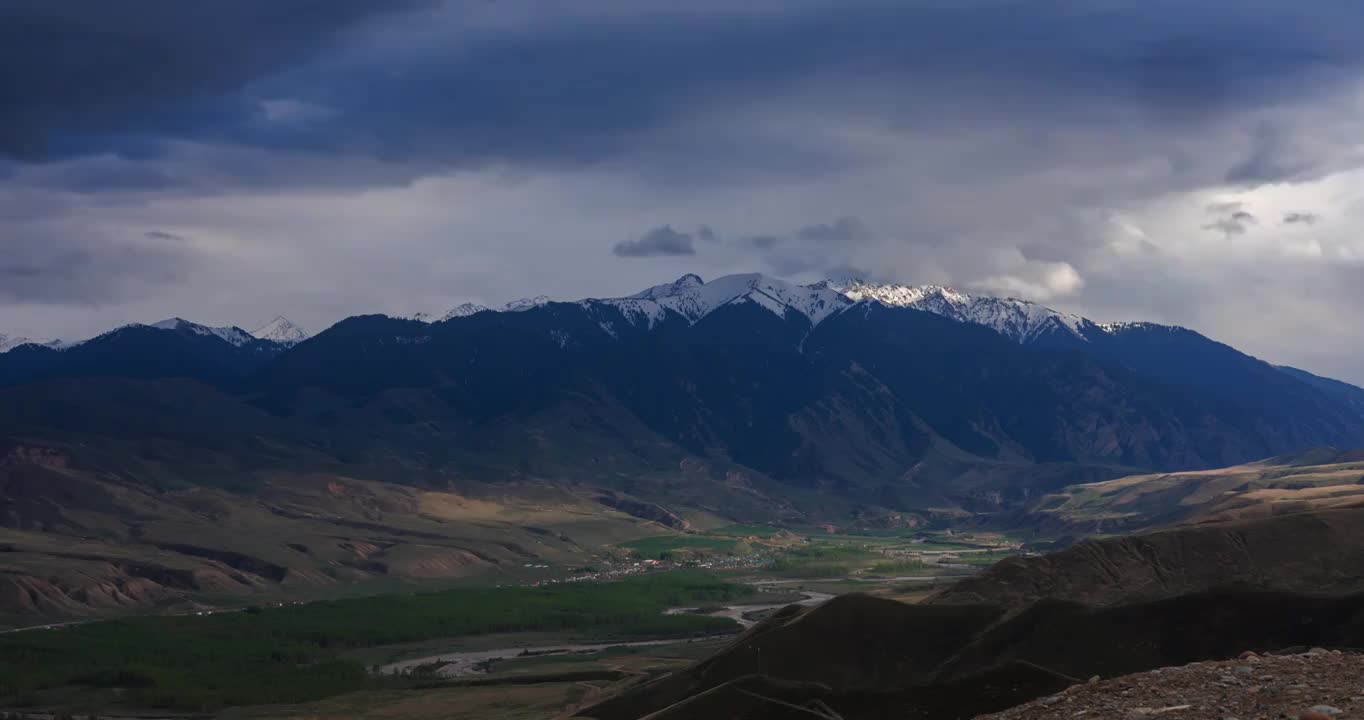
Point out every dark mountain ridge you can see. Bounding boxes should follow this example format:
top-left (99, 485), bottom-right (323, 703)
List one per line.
top-left (3, 274), bottom-right (1363, 522)
top-left (0, 321), bottom-right (286, 389)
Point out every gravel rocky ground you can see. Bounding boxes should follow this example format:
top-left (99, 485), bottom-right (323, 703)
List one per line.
top-left (975, 649), bottom-right (1364, 720)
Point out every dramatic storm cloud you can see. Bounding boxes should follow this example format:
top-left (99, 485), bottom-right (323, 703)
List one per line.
top-left (4, 0), bottom-right (1364, 382)
top-left (614, 226), bottom-right (698, 257)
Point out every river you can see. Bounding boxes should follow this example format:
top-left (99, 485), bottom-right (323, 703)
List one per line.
top-left (377, 591), bottom-right (833, 678)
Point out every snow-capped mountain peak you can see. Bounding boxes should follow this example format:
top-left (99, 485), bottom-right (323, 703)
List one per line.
top-left (0, 332), bottom-right (73, 353)
top-left (409, 299), bottom-right (527, 324)
top-left (0, 333), bottom-right (36, 354)
top-left (836, 281), bottom-right (971, 307)
top-left (150, 318), bottom-right (256, 347)
top-left (628, 273), bottom-right (705, 302)
top-left (597, 273), bottom-right (852, 327)
top-left (440, 303), bottom-right (490, 321)
top-left (829, 280), bottom-right (1089, 343)
top-left (502, 296), bottom-right (551, 312)
top-left (251, 316), bottom-right (309, 346)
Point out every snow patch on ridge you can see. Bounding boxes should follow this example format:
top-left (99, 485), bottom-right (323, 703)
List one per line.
top-left (0, 334), bottom-right (37, 353)
top-left (151, 318), bottom-right (256, 346)
top-left (590, 273), bottom-right (851, 327)
top-left (441, 303), bottom-right (490, 320)
top-left (831, 280), bottom-right (1090, 343)
top-left (502, 296), bottom-right (550, 312)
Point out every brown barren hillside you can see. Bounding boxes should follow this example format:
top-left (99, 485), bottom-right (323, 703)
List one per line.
top-left (1015, 448), bottom-right (1364, 536)
top-left (577, 588), bottom-right (1364, 720)
top-left (929, 505), bottom-right (1364, 608)
top-left (0, 445), bottom-right (669, 623)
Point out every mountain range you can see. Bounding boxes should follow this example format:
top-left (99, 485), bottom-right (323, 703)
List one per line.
top-left (4, 273), bottom-right (1364, 495)
top-left (4, 272), bottom-right (1364, 618)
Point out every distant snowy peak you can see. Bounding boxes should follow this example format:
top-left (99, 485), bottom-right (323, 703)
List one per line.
top-left (833, 280), bottom-right (1090, 343)
top-left (150, 318), bottom-right (256, 347)
top-left (598, 273), bottom-right (851, 327)
top-left (599, 273), bottom-right (1102, 340)
top-left (0, 334), bottom-right (83, 353)
top-left (412, 300), bottom-right (524, 323)
top-left (411, 298), bottom-right (529, 323)
top-left (251, 316), bottom-right (309, 346)
top-left (0, 333), bottom-right (35, 354)
top-left (1, 331), bottom-right (74, 353)
top-left (502, 296), bottom-right (551, 312)
top-left (440, 303), bottom-right (490, 321)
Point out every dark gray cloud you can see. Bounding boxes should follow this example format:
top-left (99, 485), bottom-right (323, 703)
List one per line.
top-left (1206, 201), bottom-right (1247, 214)
top-left (1224, 124), bottom-right (1324, 185)
top-left (1203, 210), bottom-right (1258, 237)
top-left (743, 236), bottom-right (783, 251)
top-left (641, 217), bottom-right (873, 276)
top-left (796, 217), bottom-right (872, 244)
top-left (0, 225), bottom-right (196, 304)
top-left (613, 225), bottom-right (697, 257)
top-left (8, 1), bottom-right (1364, 189)
top-left (0, 0), bottom-right (432, 161)
top-left (1284, 212), bottom-right (1321, 225)
top-left (739, 217), bottom-right (873, 274)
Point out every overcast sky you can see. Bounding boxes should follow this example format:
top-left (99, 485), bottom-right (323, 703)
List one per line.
top-left (3, 1), bottom-right (1364, 382)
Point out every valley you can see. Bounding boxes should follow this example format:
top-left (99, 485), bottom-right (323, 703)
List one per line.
top-left (5, 274), bottom-right (1364, 623)
top-left (16, 6), bottom-right (1364, 717)
top-left (0, 524), bottom-right (1011, 717)
top-left (3, 275), bottom-right (1364, 719)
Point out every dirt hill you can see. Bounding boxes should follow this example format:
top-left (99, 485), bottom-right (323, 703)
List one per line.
top-left (928, 505), bottom-right (1364, 608)
top-left (1012, 448), bottom-right (1364, 536)
top-left (576, 588), bottom-right (1364, 719)
top-left (0, 441), bottom-right (668, 623)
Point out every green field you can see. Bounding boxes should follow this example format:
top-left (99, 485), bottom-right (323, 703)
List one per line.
top-left (765, 544), bottom-right (881, 578)
top-left (709, 524), bottom-right (783, 537)
top-left (0, 572), bottom-right (752, 713)
top-left (222, 639), bottom-right (732, 720)
top-left (866, 558), bottom-right (927, 575)
top-left (620, 535), bottom-right (741, 558)
top-left (953, 551), bottom-right (1015, 566)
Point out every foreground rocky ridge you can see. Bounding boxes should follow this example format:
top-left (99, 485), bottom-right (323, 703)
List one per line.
top-left (577, 507), bottom-right (1364, 720)
top-left (978, 650), bottom-right (1364, 720)
top-left (576, 587), bottom-right (1364, 719)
